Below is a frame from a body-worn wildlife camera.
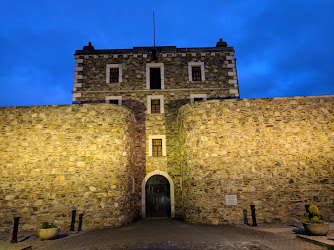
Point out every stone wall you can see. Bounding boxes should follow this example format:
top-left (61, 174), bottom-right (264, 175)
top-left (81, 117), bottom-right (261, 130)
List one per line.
top-left (0, 104), bottom-right (144, 232)
top-left (178, 96), bottom-right (334, 224)
top-left (77, 89), bottom-right (235, 219)
top-left (1, 95), bottom-right (332, 231)
top-left (74, 51), bottom-right (237, 92)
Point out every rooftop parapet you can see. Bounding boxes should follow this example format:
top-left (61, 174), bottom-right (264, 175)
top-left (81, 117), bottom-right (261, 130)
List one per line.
top-left (75, 38), bottom-right (234, 55)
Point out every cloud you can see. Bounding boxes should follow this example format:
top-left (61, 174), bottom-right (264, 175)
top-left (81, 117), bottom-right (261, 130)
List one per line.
top-left (0, 0), bottom-right (333, 106)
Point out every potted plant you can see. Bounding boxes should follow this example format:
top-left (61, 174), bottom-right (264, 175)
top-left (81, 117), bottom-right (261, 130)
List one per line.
top-left (303, 205), bottom-right (329, 236)
top-left (38, 222), bottom-right (60, 240)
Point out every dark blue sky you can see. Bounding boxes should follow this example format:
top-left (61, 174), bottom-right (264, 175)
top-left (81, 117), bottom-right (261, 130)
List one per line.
top-left (1, 0), bottom-right (333, 107)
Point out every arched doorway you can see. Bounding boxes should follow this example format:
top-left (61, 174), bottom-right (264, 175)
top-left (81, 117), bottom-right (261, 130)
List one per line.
top-left (146, 175), bottom-right (171, 217)
top-left (141, 170), bottom-right (175, 218)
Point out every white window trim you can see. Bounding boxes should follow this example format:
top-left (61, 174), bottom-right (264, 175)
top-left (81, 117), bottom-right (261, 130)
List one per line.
top-left (105, 96), bottom-right (122, 105)
top-left (188, 62), bottom-right (205, 82)
top-left (146, 63), bottom-right (164, 89)
top-left (106, 64), bottom-right (122, 84)
top-left (148, 135), bottom-right (166, 157)
top-left (190, 94), bottom-right (207, 103)
top-left (147, 95), bottom-right (164, 114)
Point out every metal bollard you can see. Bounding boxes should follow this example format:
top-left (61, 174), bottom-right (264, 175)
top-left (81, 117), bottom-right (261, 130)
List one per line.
top-left (70, 210), bottom-right (77, 231)
top-left (250, 205), bottom-right (257, 227)
top-left (10, 217), bottom-right (21, 243)
top-left (243, 210), bottom-right (249, 225)
top-left (78, 213), bottom-right (83, 231)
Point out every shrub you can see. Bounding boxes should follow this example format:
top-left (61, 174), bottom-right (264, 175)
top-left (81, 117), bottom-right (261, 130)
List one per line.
top-left (41, 222), bottom-right (57, 229)
top-left (304, 205), bottom-right (325, 224)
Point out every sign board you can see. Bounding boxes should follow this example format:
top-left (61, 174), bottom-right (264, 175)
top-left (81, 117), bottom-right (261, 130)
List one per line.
top-left (225, 195), bottom-right (238, 206)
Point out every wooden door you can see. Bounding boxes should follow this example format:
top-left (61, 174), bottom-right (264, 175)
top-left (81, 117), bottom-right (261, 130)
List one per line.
top-left (146, 175), bottom-right (171, 217)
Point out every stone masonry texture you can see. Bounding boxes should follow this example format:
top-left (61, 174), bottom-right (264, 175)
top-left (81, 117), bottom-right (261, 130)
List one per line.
top-left (177, 96), bottom-right (334, 225)
top-left (0, 96), bottom-right (333, 233)
top-left (75, 52), bottom-right (237, 92)
top-left (0, 104), bottom-right (144, 232)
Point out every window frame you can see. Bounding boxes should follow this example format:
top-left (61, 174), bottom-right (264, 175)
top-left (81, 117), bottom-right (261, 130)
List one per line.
top-left (105, 96), bottom-right (122, 105)
top-left (190, 94), bottom-right (207, 103)
top-left (152, 139), bottom-right (163, 156)
top-left (147, 95), bottom-right (164, 114)
top-left (106, 64), bottom-right (122, 84)
top-left (146, 63), bottom-right (164, 89)
top-left (148, 135), bottom-right (166, 157)
top-left (188, 62), bottom-right (205, 82)
top-left (151, 99), bottom-right (161, 114)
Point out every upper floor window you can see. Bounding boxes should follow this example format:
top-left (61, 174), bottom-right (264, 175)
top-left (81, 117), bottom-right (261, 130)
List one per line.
top-left (148, 135), bottom-right (166, 157)
top-left (192, 66), bottom-right (202, 81)
top-left (151, 99), bottom-right (161, 113)
top-left (188, 62), bottom-right (205, 82)
top-left (147, 95), bottom-right (164, 114)
top-left (152, 139), bottom-right (162, 156)
top-left (106, 64), bottom-right (122, 84)
top-left (146, 63), bottom-right (164, 89)
top-left (110, 68), bottom-right (119, 83)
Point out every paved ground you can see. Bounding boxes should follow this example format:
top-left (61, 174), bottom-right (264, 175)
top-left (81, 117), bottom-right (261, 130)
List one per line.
top-left (0, 219), bottom-right (331, 250)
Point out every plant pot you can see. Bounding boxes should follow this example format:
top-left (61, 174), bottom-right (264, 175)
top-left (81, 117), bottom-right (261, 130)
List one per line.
top-left (38, 228), bottom-right (60, 240)
top-left (303, 222), bottom-right (329, 236)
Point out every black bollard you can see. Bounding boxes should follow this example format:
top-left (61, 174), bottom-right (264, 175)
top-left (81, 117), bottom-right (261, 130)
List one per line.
top-left (10, 217), bottom-right (21, 243)
top-left (78, 213), bottom-right (83, 231)
top-left (243, 210), bottom-right (249, 225)
top-left (70, 210), bottom-right (77, 231)
top-left (250, 205), bottom-right (257, 227)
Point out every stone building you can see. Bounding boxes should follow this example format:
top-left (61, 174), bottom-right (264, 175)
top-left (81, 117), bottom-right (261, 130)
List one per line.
top-left (72, 39), bottom-right (240, 220)
top-left (0, 39), bottom-right (333, 232)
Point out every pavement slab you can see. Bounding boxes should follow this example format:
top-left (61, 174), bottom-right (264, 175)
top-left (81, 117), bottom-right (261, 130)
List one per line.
top-left (0, 219), bottom-right (328, 250)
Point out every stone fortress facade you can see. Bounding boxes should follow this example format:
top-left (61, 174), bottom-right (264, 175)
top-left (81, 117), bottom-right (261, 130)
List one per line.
top-left (0, 39), bottom-right (333, 232)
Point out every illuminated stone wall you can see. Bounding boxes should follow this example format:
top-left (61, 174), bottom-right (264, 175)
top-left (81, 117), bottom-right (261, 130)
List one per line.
top-left (0, 95), bottom-right (333, 232)
top-left (0, 104), bottom-right (144, 232)
top-left (178, 96), bottom-right (334, 224)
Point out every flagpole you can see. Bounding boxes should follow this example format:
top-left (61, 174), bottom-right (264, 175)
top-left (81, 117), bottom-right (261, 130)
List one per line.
top-left (153, 11), bottom-right (156, 47)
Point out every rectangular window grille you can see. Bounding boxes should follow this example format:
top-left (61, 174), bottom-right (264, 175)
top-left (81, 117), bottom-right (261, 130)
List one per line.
top-left (152, 139), bottom-right (162, 156)
top-left (109, 99), bottom-right (119, 105)
top-left (194, 98), bottom-right (203, 102)
top-left (151, 99), bottom-right (161, 113)
top-left (110, 68), bottom-right (119, 83)
top-left (192, 66), bottom-right (201, 81)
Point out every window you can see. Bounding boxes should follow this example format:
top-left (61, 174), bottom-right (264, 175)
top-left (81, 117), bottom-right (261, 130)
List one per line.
top-left (110, 68), bottom-right (119, 83)
top-left (190, 94), bottom-right (207, 103)
top-left (152, 139), bottom-right (162, 156)
top-left (105, 96), bottom-right (122, 105)
top-left (146, 63), bottom-right (164, 89)
top-left (109, 99), bottom-right (119, 105)
top-left (188, 62), bottom-right (205, 82)
top-left (106, 64), bottom-right (122, 83)
top-left (150, 68), bottom-right (161, 89)
top-left (192, 66), bottom-right (201, 81)
top-left (147, 95), bottom-right (164, 114)
top-left (194, 98), bottom-right (203, 102)
top-left (151, 99), bottom-right (161, 113)
top-left (148, 135), bottom-right (166, 157)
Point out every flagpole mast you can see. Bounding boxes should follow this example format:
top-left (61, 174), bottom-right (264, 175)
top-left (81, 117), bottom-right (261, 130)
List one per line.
top-left (153, 11), bottom-right (156, 47)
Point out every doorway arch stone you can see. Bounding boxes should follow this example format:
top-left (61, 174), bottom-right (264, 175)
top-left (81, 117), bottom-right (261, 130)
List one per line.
top-left (141, 170), bottom-right (175, 218)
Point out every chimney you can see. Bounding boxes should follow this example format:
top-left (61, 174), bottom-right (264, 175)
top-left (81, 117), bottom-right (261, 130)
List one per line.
top-left (216, 38), bottom-right (227, 47)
